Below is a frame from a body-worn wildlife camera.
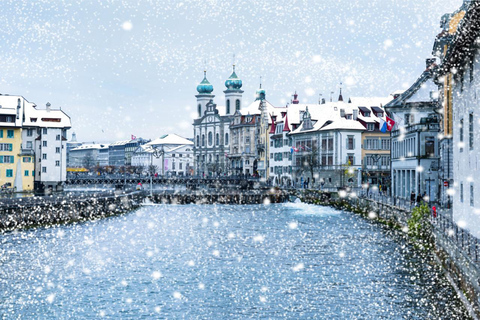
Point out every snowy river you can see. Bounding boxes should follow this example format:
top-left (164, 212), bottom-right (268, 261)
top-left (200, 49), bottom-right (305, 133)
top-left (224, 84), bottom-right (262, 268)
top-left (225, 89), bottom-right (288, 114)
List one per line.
top-left (0, 203), bottom-right (469, 319)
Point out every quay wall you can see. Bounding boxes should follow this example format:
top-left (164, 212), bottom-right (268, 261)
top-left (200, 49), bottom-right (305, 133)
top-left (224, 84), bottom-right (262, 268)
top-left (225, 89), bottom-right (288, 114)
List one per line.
top-left (297, 189), bottom-right (480, 318)
top-left (0, 191), bottom-right (145, 231)
top-left (0, 189), bottom-right (289, 232)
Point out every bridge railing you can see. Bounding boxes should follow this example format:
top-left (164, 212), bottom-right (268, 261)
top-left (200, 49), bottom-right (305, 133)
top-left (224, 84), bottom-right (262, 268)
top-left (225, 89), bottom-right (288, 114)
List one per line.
top-left (358, 190), bottom-right (480, 267)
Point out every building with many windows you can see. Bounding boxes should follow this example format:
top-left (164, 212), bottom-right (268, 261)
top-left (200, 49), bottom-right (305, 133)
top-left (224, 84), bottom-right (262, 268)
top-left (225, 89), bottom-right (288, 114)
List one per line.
top-left (440, 1), bottom-right (480, 237)
top-left (132, 133), bottom-right (194, 176)
top-left (386, 61), bottom-right (441, 202)
top-left (0, 96), bottom-right (71, 192)
top-left (193, 67), bottom-right (240, 177)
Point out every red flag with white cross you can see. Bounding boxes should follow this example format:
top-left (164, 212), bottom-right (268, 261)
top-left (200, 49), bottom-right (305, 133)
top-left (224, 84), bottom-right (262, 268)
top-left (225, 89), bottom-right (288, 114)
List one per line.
top-left (386, 116), bottom-right (395, 131)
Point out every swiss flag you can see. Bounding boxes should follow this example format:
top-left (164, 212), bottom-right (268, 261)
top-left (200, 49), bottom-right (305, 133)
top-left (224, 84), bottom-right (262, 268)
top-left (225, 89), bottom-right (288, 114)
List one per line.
top-left (386, 116), bottom-right (395, 131)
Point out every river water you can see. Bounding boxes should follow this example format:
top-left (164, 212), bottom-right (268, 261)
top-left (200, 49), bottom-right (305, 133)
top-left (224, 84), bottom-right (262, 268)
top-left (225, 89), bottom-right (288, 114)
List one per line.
top-left (0, 203), bottom-right (469, 319)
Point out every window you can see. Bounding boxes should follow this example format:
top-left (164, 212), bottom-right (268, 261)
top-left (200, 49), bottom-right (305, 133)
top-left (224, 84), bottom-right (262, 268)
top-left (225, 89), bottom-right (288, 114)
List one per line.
top-left (460, 119), bottom-right (464, 152)
top-left (196, 135), bottom-right (200, 146)
top-left (56, 134), bottom-right (60, 141)
top-left (27, 129), bottom-right (33, 137)
top-left (198, 104), bottom-right (202, 117)
top-left (172, 154), bottom-right (175, 157)
top-left (0, 156), bottom-right (14, 163)
top-left (208, 132), bottom-right (213, 146)
top-left (43, 128), bottom-right (47, 134)
top-left (56, 147), bottom-right (60, 153)
top-left (0, 130), bottom-right (2, 138)
top-left (172, 162), bottom-right (175, 170)
top-left (216, 133), bottom-right (219, 146)
top-left (347, 136), bottom-right (354, 150)
top-left (23, 157), bottom-right (31, 163)
top-left (347, 154), bottom-right (354, 165)
top-left (225, 133), bottom-right (229, 145)
top-left (0, 143), bottom-right (13, 151)
top-left (425, 137), bottom-right (435, 157)
top-left (42, 167), bottom-right (47, 173)
top-left (367, 123), bottom-right (375, 131)
top-left (202, 135), bottom-right (205, 147)
top-left (54, 160), bottom-right (59, 167)
top-left (6, 169), bottom-right (13, 177)
top-left (26, 141), bottom-right (32, 149)
top-left (42, 154), bottom-right (47, 160)
top-left (226, 100), bottom-right (230, 114)
top-left (43, 141), bottom-right (47, 147)
top-left (7, 130), bottom-right (14, 138)
top-left (364, 111), bottom-right (371, 117)
top-left (235, 99), bottom-right (240, 111)
top-left (469, 113), bottom-right (474, 150)
top-left (179, 163), bottom-right (183, 170)
top-left (24, 170), bottom-right (29, 176)
top-left (471, 183), bottom-right (474, 207)
top-left (461, 183), bottom-right (464, 203)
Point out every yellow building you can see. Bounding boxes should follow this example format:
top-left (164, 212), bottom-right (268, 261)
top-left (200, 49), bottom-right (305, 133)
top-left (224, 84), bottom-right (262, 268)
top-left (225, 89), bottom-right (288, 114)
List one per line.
top-left (0, 127), bottom-right (34, 192)
top-left (433, 4), bottom-right (468, 206)
top-left (361, 131), bottom-right (391, 187)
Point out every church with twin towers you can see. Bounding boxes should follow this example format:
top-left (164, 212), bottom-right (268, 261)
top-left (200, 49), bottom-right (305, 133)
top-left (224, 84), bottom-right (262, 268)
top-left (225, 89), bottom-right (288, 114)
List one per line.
top-left (192, 64), bottom-right (244, 177)
top-left (192, 64), bottom-right (277, 177)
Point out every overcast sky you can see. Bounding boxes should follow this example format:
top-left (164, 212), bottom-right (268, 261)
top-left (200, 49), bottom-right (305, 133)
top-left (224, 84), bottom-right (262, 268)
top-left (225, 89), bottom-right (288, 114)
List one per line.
top-left (0, 0), bottom-right (463, 142)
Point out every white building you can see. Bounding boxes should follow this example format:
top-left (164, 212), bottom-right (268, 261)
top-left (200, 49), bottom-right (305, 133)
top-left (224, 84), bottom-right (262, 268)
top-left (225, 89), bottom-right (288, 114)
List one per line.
top-left (440, 2), bottom-right (480, 237)
top-left (193, 68), bottom-right (241, 177)
top-left (132, 133), bottom-right (194, 176)
top-left (69, 143), bottom-right (109, 168)
top-left (269, 92), bottom-right (391, 189)
top-left (385, 62), bottom-right (441, 202)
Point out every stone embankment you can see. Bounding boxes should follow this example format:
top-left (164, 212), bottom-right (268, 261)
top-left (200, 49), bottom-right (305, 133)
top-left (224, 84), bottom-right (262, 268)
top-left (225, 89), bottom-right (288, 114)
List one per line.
top-left (297, 189), bottom-right (480, 319)
top-left (147, 189), bottom-right (289, 205)
top-left (0, 191), bottom-right (144, 231)
top-left (0, 188), bottom-right (291, 232)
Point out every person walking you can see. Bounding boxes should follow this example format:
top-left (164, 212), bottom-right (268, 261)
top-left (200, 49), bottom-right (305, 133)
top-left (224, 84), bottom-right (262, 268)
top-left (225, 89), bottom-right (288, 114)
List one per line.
top-left (410, 191), bottom-right (415, 205)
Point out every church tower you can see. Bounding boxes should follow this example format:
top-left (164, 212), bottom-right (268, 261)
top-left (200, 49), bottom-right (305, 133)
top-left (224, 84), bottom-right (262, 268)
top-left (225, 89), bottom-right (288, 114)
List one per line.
top-left (224, 64), bottom-right (243, 115)
top-left (196, 70), bottom-right (215, 118)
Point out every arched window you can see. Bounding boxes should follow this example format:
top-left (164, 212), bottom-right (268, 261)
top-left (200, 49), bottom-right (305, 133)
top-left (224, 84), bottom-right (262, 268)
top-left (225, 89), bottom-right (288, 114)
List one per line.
top-left (196, 135), bottom-right (200, 146)
top-left (216, 155), bottom-right (219, 162)
top-left (209, 155), bottom-right (212, 162)
top-left (225, 133), bottom-right (229, 145)
top-left (198, 104), bottom-right (202, 117)
top-left (235, 99), bottom-right (240, 111)
top-left (202, 134), bottom-right (205, 146)
top-left (215, 133), bottom-right (219, 146)
top-left (226, 100), bottom-right (230, 114)
top-left (208, 132), bottom-right (213, 146)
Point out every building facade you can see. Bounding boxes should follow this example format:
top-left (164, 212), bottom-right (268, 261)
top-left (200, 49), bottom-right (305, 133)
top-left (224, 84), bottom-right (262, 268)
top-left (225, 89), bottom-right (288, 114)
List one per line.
top-left (386, 64), bottom-right (441, 202)
top-left (440, 1), bottom-right (480, 236)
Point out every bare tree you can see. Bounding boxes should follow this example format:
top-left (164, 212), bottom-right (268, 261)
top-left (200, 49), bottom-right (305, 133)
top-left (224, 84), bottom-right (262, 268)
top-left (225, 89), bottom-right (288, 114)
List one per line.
top-left (147, 164), bottom-right (158, 176)
top-left (82, 154), bottom-right (95, 169)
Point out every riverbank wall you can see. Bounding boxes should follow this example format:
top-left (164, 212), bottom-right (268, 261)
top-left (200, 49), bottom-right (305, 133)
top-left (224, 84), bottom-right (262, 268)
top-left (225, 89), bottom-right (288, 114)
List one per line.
top-left (0, 188), bottom-right (290, 232)
top-left (296, 189), bottom-right (480, 318)
top-left (148, 189), bottom-right (289, 205)
top-left (0, 191), bottom-right (145, 231)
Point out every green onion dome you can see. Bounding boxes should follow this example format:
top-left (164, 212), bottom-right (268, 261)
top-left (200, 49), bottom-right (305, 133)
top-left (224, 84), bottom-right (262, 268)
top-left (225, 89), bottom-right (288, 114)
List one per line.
top-left (197, 71), bottom-right (214, 94)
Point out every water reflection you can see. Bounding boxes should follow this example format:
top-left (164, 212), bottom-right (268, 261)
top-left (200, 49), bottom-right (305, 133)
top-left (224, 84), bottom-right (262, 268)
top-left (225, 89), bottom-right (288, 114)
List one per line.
top-left (0, 204), bottom-right (469, 319)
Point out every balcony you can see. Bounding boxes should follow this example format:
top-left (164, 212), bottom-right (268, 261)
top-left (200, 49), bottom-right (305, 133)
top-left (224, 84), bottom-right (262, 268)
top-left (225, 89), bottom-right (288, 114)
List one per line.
top-left (363, 164), bottom-right (390, 171)
top-left (392, 123), bottom-right (440, 137)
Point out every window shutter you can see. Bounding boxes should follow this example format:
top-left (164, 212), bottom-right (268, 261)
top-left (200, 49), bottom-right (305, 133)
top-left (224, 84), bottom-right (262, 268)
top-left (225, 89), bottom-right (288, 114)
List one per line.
top-left (9, 144), bottom-right (12, 151)
top-left (0, 157), bottom-right (3, 163)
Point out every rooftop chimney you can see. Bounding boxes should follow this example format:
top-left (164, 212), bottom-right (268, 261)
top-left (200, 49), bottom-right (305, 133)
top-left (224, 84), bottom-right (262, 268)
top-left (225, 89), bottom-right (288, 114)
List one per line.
top-left (353, 109), bottom-right (358, 120)
top-left (292, 91), bottom-right (299, 104)
top-left (46, 102), bottom-right (51, 112)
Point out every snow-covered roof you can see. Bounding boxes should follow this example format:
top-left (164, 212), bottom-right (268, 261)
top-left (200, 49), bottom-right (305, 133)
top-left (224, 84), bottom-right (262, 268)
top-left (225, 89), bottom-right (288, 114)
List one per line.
top-left (147, 133), bottom-right (193, 146)
top-left (0, 94), bottom-right (71, 128)
top-left (109, 140), bottom-right (133, 146)
top-left (71, 143), bottom-right (109, 151)
top-left (288, 99), bottom-right (389, 135)
top-left (240, 99), bottom-right (285, 123)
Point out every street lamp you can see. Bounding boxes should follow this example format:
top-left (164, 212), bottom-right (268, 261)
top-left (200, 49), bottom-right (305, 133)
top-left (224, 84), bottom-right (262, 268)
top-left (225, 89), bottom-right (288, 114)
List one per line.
top-left (149, 145), bottom-right (164, 197)
top-left (426, 169), bottom-right (434, 202)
